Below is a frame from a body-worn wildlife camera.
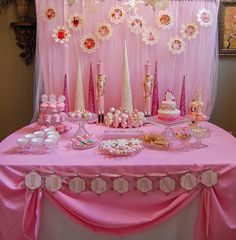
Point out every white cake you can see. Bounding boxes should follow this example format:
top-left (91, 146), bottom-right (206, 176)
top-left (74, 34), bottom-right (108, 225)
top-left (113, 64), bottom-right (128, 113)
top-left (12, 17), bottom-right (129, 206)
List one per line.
top-left (158, 90), bottom-right (180, 121)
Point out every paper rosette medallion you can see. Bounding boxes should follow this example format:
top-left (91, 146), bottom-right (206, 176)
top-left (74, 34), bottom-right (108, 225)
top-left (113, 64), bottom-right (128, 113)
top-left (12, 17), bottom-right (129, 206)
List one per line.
top-left (201, 170), bottom-right (217, 187)
top-left (80, 34), bottom-right (99, 53)
top-left (68, 15), bottom-right (83, 31)
top-left (91, 177), bottom-right (107, 194)
top-left (113, 177), bottom-right (129, 194)
top-left (142, 27), bottom-right (160, 46)
top-left (45, 174), bottom-right (62, 192)
top-left (160, 176), bottom-right (175, 193)
top-left (52, 26), bottom-right (71, 44)
top-left (25, 171), bottom-right (42, 190)
top-left (181, 23), bottom-right (199, 40)
top-left (155, 10), bottom-right (174, 30)
top-left (42, 7), bottom-right (56, 21)
top-left (109, 6), bottom-right (125, 24)
top-left (197, 8), bottom-right (213, 27)
top-left (180, 173), bottom-right (198, 191)
top-left (127, 15), bottom-right (145, 34)
top-left (137, 177), bottom-right (152, 193)
top-left (69, 177), bottom-right (86, 193)
top-left (168, 36), bottom-right (185, 54)
top-left (96, 22), bottom-right (113, 41)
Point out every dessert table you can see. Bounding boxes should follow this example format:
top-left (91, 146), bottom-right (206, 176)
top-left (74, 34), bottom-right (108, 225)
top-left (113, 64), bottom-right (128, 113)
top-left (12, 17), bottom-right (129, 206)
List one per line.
top-left (1, 122), bottom-right (236, 240)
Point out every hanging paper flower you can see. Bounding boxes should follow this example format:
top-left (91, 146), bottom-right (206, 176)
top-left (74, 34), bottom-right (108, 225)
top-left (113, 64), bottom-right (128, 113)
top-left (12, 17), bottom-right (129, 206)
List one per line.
top-left (155, 10), bottom-right (174, 30)
top-left (109, 6), bottom-right (126, 24)
top-left (42, 7), bottom-right (56, 21)
top-left (144, 0), bottom-right (170, 11)
top-left (142, 27), bottom-right (160, 46)
top-left (197, 8), bottom-right (213, 27)
top-left (168, 36), bottom-right (185, 54)
top-left (68, 0), bottom-right (77, 6)
top-left (52, 26), bottom-right (71, 44)
top-left (68, 14), bottom-right (83, 31)
top-left (180, 22), bottom-right (199, 40)
top-left (80, 34), bottom-right (99, 53)
top-left (122, 0), bottom-right (143, 14)
top-left (127, 15), bottom-right (145, 34)
top-left (96, 22), bottom-right (113, 41)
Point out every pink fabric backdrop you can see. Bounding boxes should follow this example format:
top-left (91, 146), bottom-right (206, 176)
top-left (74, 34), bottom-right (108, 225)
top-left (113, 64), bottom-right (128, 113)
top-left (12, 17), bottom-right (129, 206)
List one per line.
top-left (35, 0), bottom-right (219, 116)
top-left (1, 123), bottom-right (236, 240)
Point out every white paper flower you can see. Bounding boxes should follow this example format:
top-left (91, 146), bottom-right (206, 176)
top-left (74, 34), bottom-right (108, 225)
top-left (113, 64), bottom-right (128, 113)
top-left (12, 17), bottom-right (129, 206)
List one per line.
top-left (42, 7), bottom-right (56, 21)
top-left (91, 177), bottom-right (107, 194)
top-left (142, 27), bottom-right (160, 46)
top-left (25, 171), bottom-right (42, 190)
top-left (180, 22), bottom-right (199, 40)
top-left (180, 173), bottom-right (198, 191)
top-left (109, 6), bottom-right (126, 24)
top-left (45, 174), bottom-right (63, 192)
top-left (137, 177), bottom-right (152, 193)
top-left (80, 34), bottom-right (99, 53)
top-left (155, 10), bottom-right (174, 30)
top-left (168, 36), bottom-right (185, 54)
top-left (96, 22), bottom-right (113, 41)
top-left (201, 170), bottom-right (217, 187)
top-left (52, 26), bottom-right (71, 44)
top-left (113, 177), bottom-right (129, 194)
top-left (160, 176), bottom-right (175, 193)
top-left (68, 14), bottom-right (83, 31)
top-left (127, 15), bottom-right (145, 34)
top-left (69, 177), bottom-right (85, 193)
top-left (197, 8), bottom-right (213, 27)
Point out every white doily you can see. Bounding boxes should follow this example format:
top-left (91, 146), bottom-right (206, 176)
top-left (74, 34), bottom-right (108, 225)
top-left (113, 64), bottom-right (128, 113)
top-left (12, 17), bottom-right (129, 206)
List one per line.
top-left (80, 34), bottom-right (99, 53)
top-left (127, 15), bottom-right (145, 34)
top-left (180, 22), bottom-right (199, 40)
top-left (155, 10), bottom-right (174, 30)
top-left (52, 26), bottom-right (71, 44)
top-left (197, 8), bottom-right (213, 27)
top-left (96, 22), bottom-right (113, 41)
top-left (167, 36), bottom-right (185, 54)
top-left (109, 6), bottom-right (126, 24)
top-left (142, 27), bottom-right (160, 46)
top-left (68, 14), bottom-right (83, 31)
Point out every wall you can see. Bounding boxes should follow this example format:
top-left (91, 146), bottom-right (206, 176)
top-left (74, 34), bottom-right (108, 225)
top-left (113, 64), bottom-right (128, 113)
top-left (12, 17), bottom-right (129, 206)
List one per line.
top-left (0, 5), bottom-right (235, 141)
top-left (211, 57), bottom-right (236, 136)
top-left (0, 4), bottom-right (34, 141)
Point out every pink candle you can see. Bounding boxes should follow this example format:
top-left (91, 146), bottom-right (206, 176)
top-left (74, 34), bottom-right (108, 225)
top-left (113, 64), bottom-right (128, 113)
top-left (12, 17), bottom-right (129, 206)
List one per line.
top-left (145, 61), bottom-right (151, 75)
top-left (97, 60), bottom-right (103, 75)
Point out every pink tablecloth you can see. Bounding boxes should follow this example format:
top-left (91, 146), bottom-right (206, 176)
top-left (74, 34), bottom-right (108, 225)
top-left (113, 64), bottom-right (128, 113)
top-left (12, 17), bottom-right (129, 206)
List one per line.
top-left (0, 122), bottom-right (236, 240)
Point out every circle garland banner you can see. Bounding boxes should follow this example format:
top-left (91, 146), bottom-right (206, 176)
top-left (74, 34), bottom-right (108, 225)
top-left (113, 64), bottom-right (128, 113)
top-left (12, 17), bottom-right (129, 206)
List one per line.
top-left (23, 168), bottom-right (218, 195)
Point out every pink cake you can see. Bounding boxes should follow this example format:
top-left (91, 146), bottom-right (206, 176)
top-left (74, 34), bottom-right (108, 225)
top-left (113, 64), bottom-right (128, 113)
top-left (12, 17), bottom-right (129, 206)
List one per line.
top-left (157, 90), bottom-right (180, 121)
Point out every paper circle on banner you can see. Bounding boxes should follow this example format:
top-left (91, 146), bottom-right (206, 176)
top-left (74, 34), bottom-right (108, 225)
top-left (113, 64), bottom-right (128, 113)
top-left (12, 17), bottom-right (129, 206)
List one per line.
top-left (155, 10), bottom-right (174, 30)
top-left (127, 15), bottom-right (145, 35)
top-left (109, 6), bottom-right (125, 24)
top-left (68, 14), bottom-right (83, 31)
top-left (180, 173), bottom-right (198, 191)
top-left (80, 34), bottom-right (99, 54)
top-left (160, 176), bottom-right (175, 193)
top-left (113, 177), bottom-right (129, 194)
top-left (142, 27), bottom-right (160, 46)
top-left (201, 170), bottom-right (217, 187)
top-left (181, 23), bottom-right (199, 40)
top-left (45, 174), bottom-right (62, 192)
top-left (25, 171), bottom-right (42, 190)
top-left (69, 177), bottom-right (85, 193)
top-left (168, 36), bottom-right (185, 54)
top-left (137, 177), bottom-right (152, 193)
top-left (91, 178), bottom-right (107, 194)
top-left (197, 8), bottom-right (213, 27)
top-left (96, 22), bottom-right (113, 41)
top-left (52, 26), bottom-right (71, 44)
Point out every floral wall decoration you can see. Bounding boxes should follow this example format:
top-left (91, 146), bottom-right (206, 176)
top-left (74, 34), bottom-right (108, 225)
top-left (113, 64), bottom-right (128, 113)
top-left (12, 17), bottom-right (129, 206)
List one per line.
top-left (52, 26), bottom-right (71, 44)
top-left (96, 22), bottom-right (113, 41)
top-left (68, 14), bottom-right (83, 31)
top-left (80, 34), bottom-right (99, 53)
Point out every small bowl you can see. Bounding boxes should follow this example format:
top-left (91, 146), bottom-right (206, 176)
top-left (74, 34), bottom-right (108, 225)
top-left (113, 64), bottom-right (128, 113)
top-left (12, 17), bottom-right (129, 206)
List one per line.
top-left (25, 134), bottom-right (36, 139)
top-left (17, 137), bottom-right (30, 147)
top-left (33, 131), bottom-right (45, 137)
top-left (30, 137), bottom-right (44, 147)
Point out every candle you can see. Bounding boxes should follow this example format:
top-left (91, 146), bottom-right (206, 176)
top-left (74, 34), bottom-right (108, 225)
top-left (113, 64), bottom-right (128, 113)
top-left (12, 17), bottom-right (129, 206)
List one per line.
top-left (97, 60), bottom-right (103, 75)
top-left (145, 60), bottom-right (151, 75)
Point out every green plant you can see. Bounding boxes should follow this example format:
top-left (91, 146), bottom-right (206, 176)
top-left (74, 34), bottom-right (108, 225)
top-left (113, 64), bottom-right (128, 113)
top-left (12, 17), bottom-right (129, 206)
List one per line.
top-left (0, 0), bottom-right (14, 14)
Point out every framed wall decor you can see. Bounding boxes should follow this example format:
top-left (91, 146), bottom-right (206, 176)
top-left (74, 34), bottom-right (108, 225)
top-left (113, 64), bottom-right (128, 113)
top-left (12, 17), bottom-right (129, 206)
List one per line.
top-left (219, 0), bottom-right (236, 55)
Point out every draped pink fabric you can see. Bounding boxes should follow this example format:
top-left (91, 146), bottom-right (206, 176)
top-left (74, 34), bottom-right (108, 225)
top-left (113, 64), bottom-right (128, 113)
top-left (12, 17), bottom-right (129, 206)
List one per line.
top-left (1, 123), bottom-right (236, 240)
top-left (35, 0), bottom-right (219, 116)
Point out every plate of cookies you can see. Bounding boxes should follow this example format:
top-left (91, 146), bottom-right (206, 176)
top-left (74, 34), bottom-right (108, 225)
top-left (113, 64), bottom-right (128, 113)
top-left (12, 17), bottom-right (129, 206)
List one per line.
top-left (142, 133), bottom-right (171, 150)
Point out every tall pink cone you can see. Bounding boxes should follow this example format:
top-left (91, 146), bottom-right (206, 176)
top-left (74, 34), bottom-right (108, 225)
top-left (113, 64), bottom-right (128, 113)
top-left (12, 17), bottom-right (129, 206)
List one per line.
top-left (151, 60), bottom-right (159, 115)
top-left (88, 62), bottom-right (96, 113)
top-left (180, 75), bottom-right (186, 116)
top-left (63, 74), bottom-right (70, 113)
